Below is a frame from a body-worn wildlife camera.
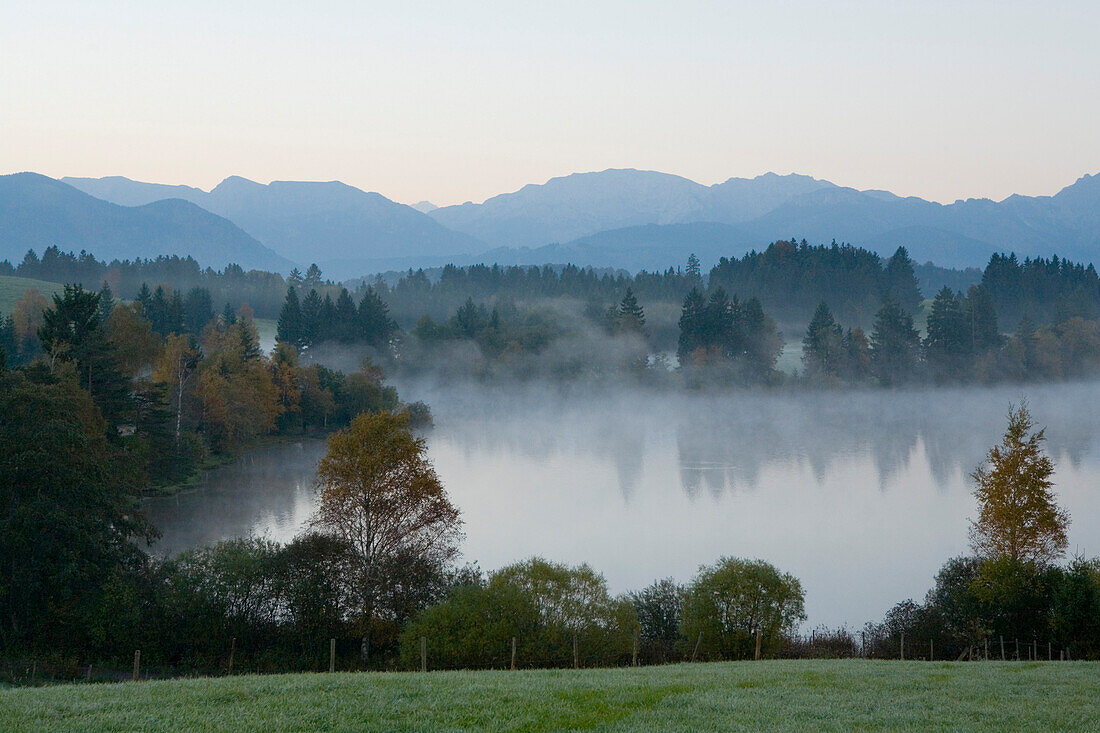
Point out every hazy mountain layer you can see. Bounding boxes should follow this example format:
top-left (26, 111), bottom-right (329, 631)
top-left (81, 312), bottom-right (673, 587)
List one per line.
top-left (0, 173), bottom-right (291, 272)
top-left (59, 168), bottom-right (1100, 274)
top-left (64, 176), bottom-right (485, 278)
top-left (436, 170), bottom-right (1100, 269)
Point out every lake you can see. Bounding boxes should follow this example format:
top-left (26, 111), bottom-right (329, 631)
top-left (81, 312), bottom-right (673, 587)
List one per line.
top-left (144, 380), bottom-right (1100, 630)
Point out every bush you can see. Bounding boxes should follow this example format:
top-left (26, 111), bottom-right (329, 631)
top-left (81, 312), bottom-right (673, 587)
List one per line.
top-left (680, 557), bottom-right (805, 660)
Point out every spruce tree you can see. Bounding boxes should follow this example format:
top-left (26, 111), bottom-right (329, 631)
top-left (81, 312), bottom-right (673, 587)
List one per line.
top-left (884, 247), bottom-right (923, 313)
top-left (677, 288), bottom-right (708, 361)
top-left (870, 295), bottom-right (920, 385)
top-left (301, 289), bottom-right (323, 346)
top-left (802, 302), bottom-right (843, 378)
top-left (97, 282), bottom-right (116, 323)
top-left (334, 289), bottom-right (359, 342)
top-left (183, 287), bottom-right (215, 335)
top-left (964, 284), bottom-right (1000, 352)
top-left (686, 253), bottom-right (702, 283)
top-left (616, 287), bottom-right (647, 336)
top-left (358, 287), bottom-right (397, 348)
top-left (277, 286), bottom-right (304, 347)
top-left (924, 287), bottom-right (969, 381)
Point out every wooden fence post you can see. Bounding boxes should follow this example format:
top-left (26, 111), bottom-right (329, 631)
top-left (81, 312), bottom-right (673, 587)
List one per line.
top-left (755, 629), bottom-right (762, 661)
top-left (1047, 642), bottom-right (1051, 661)
top-left (572, 633), bottom-right (578, 669)
top-left (228, 637), bottom-right (236, 676)
top-left (691, 632), bottom-right (703, 662)
top-left (133, 650), bottom-right (141, 682)
top-left (900, 632), bottom-right (904, 661)
top-left (511, 636), bottom-right (517, 671)
top-left (632, 633), bottom-right (639, 667)
top-left (420, 636), bottom-right (427, 673)
top-left (329, 639), bottom-right (336, 673)
top-left (861, 630), bottom-right (865, 658)
top-left (984, 638), bottom-right (989, 660)
top-left (1000, 636), bottom-right (1005, 661)
top-left (929, 639), bottom-right (933, 661)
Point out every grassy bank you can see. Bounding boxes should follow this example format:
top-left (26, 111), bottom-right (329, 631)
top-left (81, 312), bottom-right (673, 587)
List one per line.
top-left (1, 660), bottom-right (1097, 731)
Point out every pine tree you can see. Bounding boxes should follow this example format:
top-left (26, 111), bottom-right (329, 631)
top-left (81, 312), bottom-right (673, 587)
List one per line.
top-left (703, 288), bottom-right (737, 359)
top-left (964, 284), bottom-right (1000, 352)
top-left (677, 288), bottom-right (708, 361)
top-left (167, 289), bottom-right (185, 335)
top-left (183, 287), bottom-right (215, 335)
top-left (301, 289), bottom-right (323, 346)
top-left (884, 247), bottom-right (923, 313)
top-left (841, 327), bottom-right (872, 381)
top-left (358, 287), bottom-right (397, 348)
top-left (277, 286), bottom-right (304, 347)
top-left (870, 295), bottom-right (920, 385)
top-left (686, 253), bottom-right (701, 283)
top-left (740, 297), bottom-right (781, 380)
top-left (924, 287), bottom-right (969, 381)
top-left (97, 282), bottom-right (115, 323)
top-left (802, 302), bottom-right (843, 378)
top-left (970, 404), bottom-right (1069, 565)
top-left (334, 288), bottom-right (359, 342)
top-left (319, 294), bottom-right (337, 342)
top-left (136, 283), bottom-right (153, 318)
top-left (616, 287), bottom-right (647, 336)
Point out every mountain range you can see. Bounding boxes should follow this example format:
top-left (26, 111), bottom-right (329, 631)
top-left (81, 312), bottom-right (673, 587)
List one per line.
top-left (0, 173), bottom-right (290, 272)
top-left (0, 168), bottom-right (1095, 278)
top-left (61, 175), bottom-right (484, 276)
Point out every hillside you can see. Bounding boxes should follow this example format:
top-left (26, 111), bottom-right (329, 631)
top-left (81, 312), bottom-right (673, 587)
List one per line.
top-left (64, 176), bottom-right (486, 279)
top-left (0, 174), bottom-right (291, 272)
top-left (0, 275), bottom-right (64, 315)
top-left (1, 660), bottom-right (1096, 732)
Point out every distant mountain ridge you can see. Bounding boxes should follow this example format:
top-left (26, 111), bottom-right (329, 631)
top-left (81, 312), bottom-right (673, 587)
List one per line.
top-left (64, 175), bottom-right (484, 279)
top-left (58, 169), bottom-right (1100, 274)
top-left (429, 169), bottom-right (1100, 269)
top-left (0, 173), bottom-right (291, 272)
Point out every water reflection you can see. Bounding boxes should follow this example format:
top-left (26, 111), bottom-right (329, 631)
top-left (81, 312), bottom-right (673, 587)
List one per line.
top-left (145, 380), bottom-right (1100, 627)
top-left (144, 440), bottom-right (327, 556)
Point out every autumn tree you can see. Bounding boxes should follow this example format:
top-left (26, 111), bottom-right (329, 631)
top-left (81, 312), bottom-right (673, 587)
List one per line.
top-left (310, 411), bottom-right (462, 660)
top-left (969, 404), bottom-right (1070, 565)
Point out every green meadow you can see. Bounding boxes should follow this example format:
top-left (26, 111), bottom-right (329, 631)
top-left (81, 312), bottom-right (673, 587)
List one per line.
top-left (0, 275), bottom-right (64, 315)
top-left (2, 660), bottom-right (1097, 732)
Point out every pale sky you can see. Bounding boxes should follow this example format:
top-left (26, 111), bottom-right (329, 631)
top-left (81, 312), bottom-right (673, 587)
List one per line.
top-left (2, 0), bottom-right (1098, 207)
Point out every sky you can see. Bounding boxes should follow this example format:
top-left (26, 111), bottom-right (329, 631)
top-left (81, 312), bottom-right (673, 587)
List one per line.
top-left (2, 0), bottom-right (1099, 207)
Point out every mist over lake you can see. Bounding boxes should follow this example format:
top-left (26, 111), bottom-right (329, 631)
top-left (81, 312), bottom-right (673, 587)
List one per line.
top-left (144, 379), bottom-right (1100, 629)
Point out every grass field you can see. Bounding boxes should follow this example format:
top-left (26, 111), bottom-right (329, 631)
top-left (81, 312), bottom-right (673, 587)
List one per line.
top-left (1, 660), bottom-right (1097, 732)
top-left (0, 275), bottom-right (64, 315)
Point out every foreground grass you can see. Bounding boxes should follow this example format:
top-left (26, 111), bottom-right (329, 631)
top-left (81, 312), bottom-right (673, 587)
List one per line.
top-left (2, 660), bottom-right (1096, 732)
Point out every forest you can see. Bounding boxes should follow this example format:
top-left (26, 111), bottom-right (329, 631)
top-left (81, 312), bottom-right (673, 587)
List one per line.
top-left (6, 240), bottom-right (1100, 387)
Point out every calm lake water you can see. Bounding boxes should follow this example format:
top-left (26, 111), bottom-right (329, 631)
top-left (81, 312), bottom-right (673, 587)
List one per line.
top-left (144, 380), bottom-right (1100, 629)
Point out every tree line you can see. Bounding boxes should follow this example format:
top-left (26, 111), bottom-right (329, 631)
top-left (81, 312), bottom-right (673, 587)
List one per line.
top-left (802, 287), bottom-right (1100, 385)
